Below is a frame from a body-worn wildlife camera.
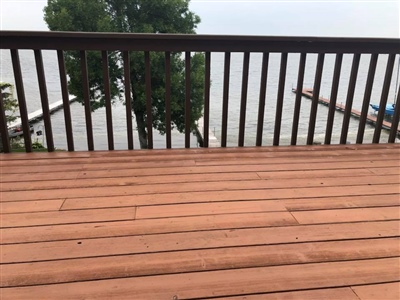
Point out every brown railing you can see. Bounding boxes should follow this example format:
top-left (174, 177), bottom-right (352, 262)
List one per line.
top-left (0, 31), bottom-right (399, 153)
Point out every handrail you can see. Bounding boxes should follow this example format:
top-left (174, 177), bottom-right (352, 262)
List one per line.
top-left (1, 31), bottom-right (399, 53)
top-left (0, 31), bottom-right (399, 153)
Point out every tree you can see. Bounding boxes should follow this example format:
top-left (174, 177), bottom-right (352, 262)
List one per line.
top-left (44, 0), bottom-right (205, 148)
top-left (0, 82), bottom-right (18, 124)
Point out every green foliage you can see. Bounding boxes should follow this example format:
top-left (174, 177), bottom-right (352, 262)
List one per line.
top-left (7, 138), bottom-right (49, 152)
top-left (0, 82), bottom-right (18, 124)
top-left (44, 0), bottom-right (113, 32)
top-left (44, 0), bottom-right (122, 111)
top-left (32, 140), bottom-right (46, 150)
top-left (44, 0), bottom-right (204, 148)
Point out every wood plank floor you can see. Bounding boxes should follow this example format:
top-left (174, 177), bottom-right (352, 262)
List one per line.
top-left (1, 144), bottom-right (399, 299)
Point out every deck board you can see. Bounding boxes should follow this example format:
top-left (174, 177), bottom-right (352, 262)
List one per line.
top-left (3, 173), bottom-right (399, 202)
top-left (1, 144), bottom-right (399, 298)
top-left (3, 258), bottom-right (399, 299)
top-left (3, 238), bottom-right (399, 287)
top-left (351, 282), bottom-right (400, 300)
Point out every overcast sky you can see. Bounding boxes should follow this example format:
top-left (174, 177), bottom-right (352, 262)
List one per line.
top-left (0, 0), bottom-right (399, 37)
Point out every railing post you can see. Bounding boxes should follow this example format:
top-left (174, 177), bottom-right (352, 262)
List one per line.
top-left (340, 53), bottom-right (361, 144)
top-left (185, 51), bottom-right (191, 149)
top-left (291, 53), bottom-right (307, 146)
top-left (324, 53), bottom-right (343, 145)
top-left (11, 49), bottom-right (32, 153)
top-left (145, 51), bottom-right (153, 149)
top-left (221, 52), bottom-right (231, 147)
top-left (123, 51), bottom-right (134, 150)
top-left (102, 50), bottom-right (114, 151)
top-left (0, 91), bottom-right (11, 153)
top-left (373, 54), bottom-right (396, 143)
top-left (165, 52), bottom-right (172, 149)
top-left (238, 52), bottom-right (250, 147)
top-left (34, 49), bottom-right (55, 152)
top-left (274, 52), bottom-right (288, 146)
top-left (356, 54), bottom-right (378, 144)
top-left (256, 52), bottom-right (269, 147)
top-left (203, 52), bottom-right (211, 148)
top-left (57, 50), bottom-right (74, 151)
top-left (80, 50), bottom-right (94, 151)
top-left (388, 85), bottom-right (400, 143)
top-left (307, 53), bottom-right (324, 145)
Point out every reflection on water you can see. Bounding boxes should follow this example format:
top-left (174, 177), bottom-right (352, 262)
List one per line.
top-left (1, 50), bottom-right (398, 150)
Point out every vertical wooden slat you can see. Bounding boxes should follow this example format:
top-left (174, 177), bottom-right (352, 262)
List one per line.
top-left (291, 53), bottom-right (307, 145)
top-left (80, 50), bottom-right (94, 151)
top-left (388, 84), bottom-right (400, 143)
top-left (221, 52), bottom-right (231, 148)
top-left (102, 50), bottom-right (114, 150)
top-left (340, 53), bottom-right (361, 144)
top-left (324, 53), bottom-right (343, 145)
top-left (145, 51), bottom-right (153, 149)
top-left (238, 52), bottom-right (250, 147)
top-left (123, 51), bottom-right (134, 150)
top-left (0, 91), bottom-right (11, 153)
top-left (373, 54), bottom-right (396, 143)
top-left (256, 52), bottom-right (269, 146)
top-left (203, 52), bottom-right (211, 148)
top-left (34, 50), bottom-right (54, 152)
top-left (356, 53), bottom-right (378, 144)
top-left (57, 50), bottom-right (74, 151)
top-left (11, 49), bottom-right (32, 153)
top-left (185, 51), bottom-right (191, 149)
top-left (307, 53), bottom-right (325, 145)
top-left (165, 52), bottom-right (172, 149)
top-left (273, 52), bottom-right (288, 146)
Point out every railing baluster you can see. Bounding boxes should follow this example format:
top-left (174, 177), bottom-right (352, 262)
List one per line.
top-left (221, 52), bottom-right (231, 147)
top-left (34, 50), bottom-right (54, 152)
top-left (203, 52), bottom-right (211, 148)
top-left (238, 52), bottom-right (250, 147)
top-left (145, 51), bottom-right (153, 149)
top-left (11, 49), bottom-right (32, 152)
top-left (324, 53), bottom-right (343, 145)
top-left (102, 51), bottom-right (114, 150)
top-left (340, 53), bottom-right (361, 144)
top-left (291, 53), bottom-right (307, 145)
top-left (80, 50), bottom-right (94, 151)
top-left (185, 51), bottom-right (191, 149)
top-left (165, 52), bottom-right (172, 149)
top-left (273, 52), bottom-right (288, 146)
top-left (123, 51), bottom-right (134, 150)
top-left (307, 53), bottom-right (325, 145)
top-left (0, 91), bottom-right (11, 153)
top-left (388, 84), bottom-right (400, 143)
top-left (356, 54), bottom-right (378, 144)
top-left (256, 52), bottom-right (269, 146)
top-left (373, 54), bottom-right (396, 143)
top-left (57, 50), bottom-right (74, 151)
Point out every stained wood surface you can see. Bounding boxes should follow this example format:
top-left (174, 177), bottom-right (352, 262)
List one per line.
top-left (1, 144), bottom-right (399, 299)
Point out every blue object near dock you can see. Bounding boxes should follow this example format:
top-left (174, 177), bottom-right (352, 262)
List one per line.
top-left (370, 103), bottom-right (395, 116)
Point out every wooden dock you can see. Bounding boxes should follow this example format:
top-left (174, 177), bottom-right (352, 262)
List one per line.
top-left (8, 96), bottom-right (75, 129)
top-left (1, 144), bottom-right (399, 299)
top-left (295, 88), bottom-right (400, 136)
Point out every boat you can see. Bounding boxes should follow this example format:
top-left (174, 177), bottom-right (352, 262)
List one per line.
top-left (1, 125), bottom-right (35, 139)
top-left (370, 57), bottom-right (399, 117)
top-left (369, 103), bottom-right (395, 116)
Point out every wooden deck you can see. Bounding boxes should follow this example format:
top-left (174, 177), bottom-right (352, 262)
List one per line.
top-left (1, 144), bottom-right (400, 299)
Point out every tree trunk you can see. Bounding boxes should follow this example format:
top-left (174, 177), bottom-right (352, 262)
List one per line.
top-left (135, 111), bottom-right (148, 149)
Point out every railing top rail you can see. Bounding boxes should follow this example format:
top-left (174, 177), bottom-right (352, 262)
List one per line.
top-left (1, 31), bottom-right (399, 53)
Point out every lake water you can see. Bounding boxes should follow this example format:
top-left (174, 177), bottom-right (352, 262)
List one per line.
top-left (1, 50), bottom-right (398, 150)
